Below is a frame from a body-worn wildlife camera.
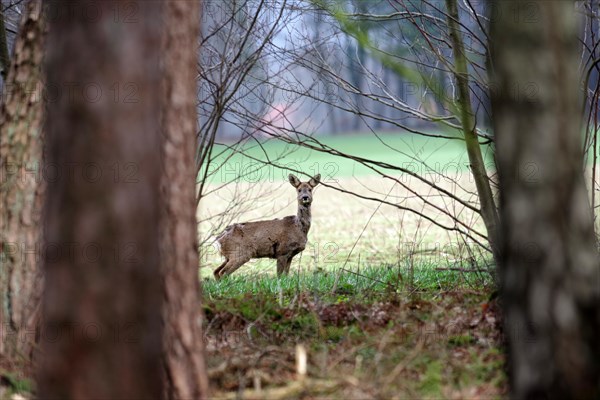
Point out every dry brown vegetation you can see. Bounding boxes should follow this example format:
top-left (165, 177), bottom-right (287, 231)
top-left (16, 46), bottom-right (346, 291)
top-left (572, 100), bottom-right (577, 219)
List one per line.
top-left (199, 174), bottom-right (489, 278)
top-left (203, 290), bottom-right (505, 399)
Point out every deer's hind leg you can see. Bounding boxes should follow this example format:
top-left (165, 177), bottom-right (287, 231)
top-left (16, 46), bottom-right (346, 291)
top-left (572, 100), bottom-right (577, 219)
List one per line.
top-left (214, 259), bottom-right (229, 279)
top-left (217, 256), bottom-right (251, 280)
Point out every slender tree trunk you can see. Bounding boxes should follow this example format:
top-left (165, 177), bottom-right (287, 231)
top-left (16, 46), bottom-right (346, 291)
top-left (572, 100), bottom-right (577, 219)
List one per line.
top-left (39, 1), bottom-right (164, 397)
top-left (491, 1), bottom-right (600, 398)
top-left (0, 0), bottom-right (44, 363)
top-left (160, 1), bottom-right (209, 398)
top-left (350, 0), bottom-right (368, 133)
top-left (445, 0), bottom-right (499, 258)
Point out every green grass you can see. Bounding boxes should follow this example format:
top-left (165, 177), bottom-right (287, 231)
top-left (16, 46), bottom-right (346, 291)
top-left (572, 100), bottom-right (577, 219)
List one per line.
top-left (0, 372), bottom-right (33, 397)
top-left (203, 261), bottom-right (495, 302)
top-left (204, 131), bottom-right (493, 182)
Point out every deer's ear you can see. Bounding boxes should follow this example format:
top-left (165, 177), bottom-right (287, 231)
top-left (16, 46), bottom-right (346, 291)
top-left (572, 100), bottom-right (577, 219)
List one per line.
top-left (309, 174), bottom-right (321, 187)
top-left (289, 174), bottom-right (301, 188)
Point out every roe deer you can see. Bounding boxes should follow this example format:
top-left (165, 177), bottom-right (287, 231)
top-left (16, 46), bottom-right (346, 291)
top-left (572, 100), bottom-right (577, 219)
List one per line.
top-left (213, 173), bottom-right (321, 280)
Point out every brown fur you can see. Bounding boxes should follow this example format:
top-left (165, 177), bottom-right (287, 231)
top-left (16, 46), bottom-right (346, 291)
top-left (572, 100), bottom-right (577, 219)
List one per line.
top-left (214, 174), bottom-right (320, 280)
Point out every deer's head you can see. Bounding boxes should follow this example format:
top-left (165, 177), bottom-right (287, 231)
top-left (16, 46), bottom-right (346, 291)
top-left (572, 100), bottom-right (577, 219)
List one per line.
top-left (289, 174), bottom-right (320, 206)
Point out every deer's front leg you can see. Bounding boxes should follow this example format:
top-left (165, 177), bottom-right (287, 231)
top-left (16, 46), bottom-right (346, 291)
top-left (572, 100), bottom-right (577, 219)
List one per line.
top-left (276, 256), bottom-right (288, 276)
top-left (214, 259), bottom-right (228, 279)
top-left (283, 256), bottom-right (293, 275)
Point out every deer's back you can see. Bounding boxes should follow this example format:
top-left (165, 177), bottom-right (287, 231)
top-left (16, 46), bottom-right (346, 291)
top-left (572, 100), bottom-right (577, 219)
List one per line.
top-left (217, 216), bottom-right (307, 259)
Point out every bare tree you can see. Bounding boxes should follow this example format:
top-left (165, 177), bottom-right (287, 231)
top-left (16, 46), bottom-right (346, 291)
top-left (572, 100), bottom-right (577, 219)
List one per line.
top-left (196, 0), bottom-right (499, 260)
top-left (0, 0), bottom-right (33, 85)
top-left (0, 5), bottom-right (10, 78)
top-left (195, 0), bottom-right (600, 269)
top-left (196, 0), bottom-right (295, 239)
top-left (491, 1), bottom-right (600, 398)
top-left (287, 0), bottom-right (497, 253)
top-left (160, 0), bottom-right (209, 398)
top-left (0, 0), bottom-right (44, 364)
top-left (39, 0), bottom-right (164, 397)
top-left (444, 0), bottom-right (498, 257)
top-left (581, 0), bottom-right (600, 218)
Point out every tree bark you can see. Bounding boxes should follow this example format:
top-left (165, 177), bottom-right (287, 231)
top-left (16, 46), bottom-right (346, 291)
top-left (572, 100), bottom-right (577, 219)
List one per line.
top-left (445, 0), bottom-right (500, 258)
top-left (39, 1), bottom-right (165, 397)
top-left (0, 0), bottom-right (45, 363)
top-left (490, 1), bottom-right (600, 398)
top-left (159, 1), bottom-right (209, 398)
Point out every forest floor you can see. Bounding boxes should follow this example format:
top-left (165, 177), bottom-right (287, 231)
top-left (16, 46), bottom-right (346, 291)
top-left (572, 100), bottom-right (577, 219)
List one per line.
top-left (203, 266), bottom-right (506, 399)
top-left (0, 266), bottom-right (505, 400)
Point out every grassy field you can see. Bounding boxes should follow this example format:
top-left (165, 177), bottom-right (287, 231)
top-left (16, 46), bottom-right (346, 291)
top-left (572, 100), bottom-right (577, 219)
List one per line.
top-left (203, 131), bottom-right (492, 182)
top-left (199, 132), bottom-right (504, 398)
top-left (199, 132), bottom-right (493, 279)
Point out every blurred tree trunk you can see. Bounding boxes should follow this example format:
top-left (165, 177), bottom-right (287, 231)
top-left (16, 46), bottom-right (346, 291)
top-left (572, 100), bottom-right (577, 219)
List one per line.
top-left (39, 1), bottom-right (164, 397)
top-left (159, 1), bottom-right (209, 398)
top-left (491, 1), bottom-right (600, 398)
top-left (445, 0), bottom-right (499, 259)
top-left (0, 0), bottom-right (44, 363)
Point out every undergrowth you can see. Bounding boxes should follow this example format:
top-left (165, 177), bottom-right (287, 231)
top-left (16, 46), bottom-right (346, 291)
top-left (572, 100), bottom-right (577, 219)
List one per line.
top-left (202, 262), bottom-right (505, 399)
